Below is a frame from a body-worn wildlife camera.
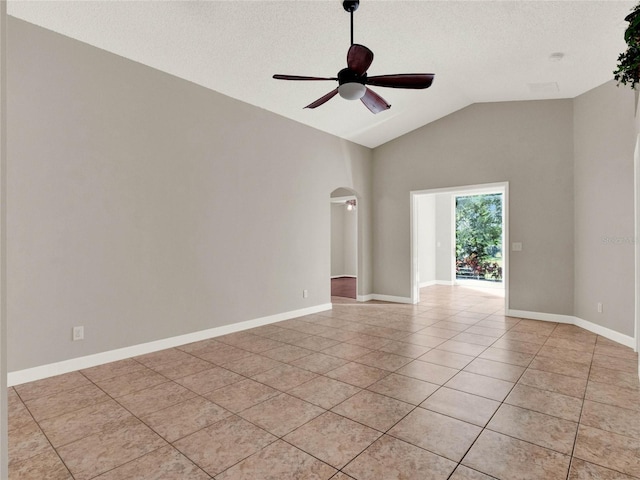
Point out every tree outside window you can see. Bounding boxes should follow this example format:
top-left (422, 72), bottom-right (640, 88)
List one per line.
top-left (455, 193), bottom-right (503, 281)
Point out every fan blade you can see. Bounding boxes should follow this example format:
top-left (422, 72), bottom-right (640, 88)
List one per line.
top-left (347, 44), bottom-right (374, 75)
top-left (273, 74), bottom-right (338, 81)
top-left (366, 74), bottom-right (435, 89)
top-left (360, 87), bottom-right (390, 114)
top-left (304, 88), bottom-right (339, 109)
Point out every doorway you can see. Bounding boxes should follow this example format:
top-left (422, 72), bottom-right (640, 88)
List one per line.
top-left (455, 192), bottom-right (504, 287)
top-left (410, 182), bottom-right (509, 309)
top-left (330, 188), bottom-right (358, 301)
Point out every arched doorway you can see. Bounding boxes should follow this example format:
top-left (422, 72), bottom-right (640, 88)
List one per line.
top-left (330, 188), bottom-right (358, 302)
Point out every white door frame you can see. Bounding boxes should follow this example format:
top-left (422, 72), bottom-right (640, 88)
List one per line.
top-left (410, 182), bottom-right (509, 313)
top-left (0, 1), bottom-right (7, 474)
top-left (634, 134), bottom-right (640, 374)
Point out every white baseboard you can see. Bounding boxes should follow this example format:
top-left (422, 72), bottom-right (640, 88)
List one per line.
top-left (507, 309), bottom-right (636, 349)
top-left (347, 293), bottom-right (414, 304)
top-left (572, 317), bottom-right (636, 350)
top-left (507, 309), bottom-right (575, 324)
top-left (8, 303), bottom-right (332, 387)
top-left (355, 294), bottom-right (413, 304)
top-left (419, 280), bottom-right (454, 288)
top-left (14, 302), bottom-right (633, 386)
top-left (370, 294), bottom-right (414, 304)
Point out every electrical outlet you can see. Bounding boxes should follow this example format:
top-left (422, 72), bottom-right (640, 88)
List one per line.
top-left (72, 326), bottom-right (84, 341)
top-left (303, 289), bottom-right (308, 298)
top-left (597, 302), bottom-right (603, 313)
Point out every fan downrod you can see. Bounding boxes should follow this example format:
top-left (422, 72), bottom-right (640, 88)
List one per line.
top-left (344, 0), bottom-right (359, 45)
top-left (343, 0), bottom-right (359, 13)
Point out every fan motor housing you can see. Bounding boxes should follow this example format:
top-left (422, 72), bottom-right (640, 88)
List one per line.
top-left (338, 68), bottom-right (366, 86)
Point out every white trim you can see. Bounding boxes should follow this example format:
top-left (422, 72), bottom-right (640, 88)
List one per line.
top-left (331, 275), bottom-right (357, 279)
top-left (508, 309), bottom-right (636, 349)
top-left (410, 189), bottom-right (419, 303)
top-left (8, 303), bottom-right (332, 386)
top-left (412, 182), bottom-right (511, 198)
top-left (419, 280), bottom-right (456, 287)
top-left (0, 2), bottom-right (7, 476)
top-left (572, 317), bottom-right (635, 349)
top-left (370, 294), bottom-right (414, 304)
top-left (450, 194), bottom-right (456, 288)
top-left (410, 182), bottom-right (509, 312)
top-left (634, 134), bottom-right (640, 367)
top-left (507, 309), bottom-right (574, 324)
top-left (356, 293), bottom-right (414, 304)
top-left (330, 195), bottom-right (356, 204)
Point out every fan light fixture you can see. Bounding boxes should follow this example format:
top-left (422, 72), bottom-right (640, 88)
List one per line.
top-left (338, 82), bottom-right (366, 100)
top-left (338, 82), bottom-right (367, 100)
top-left (346, 199), bottom-right (357, 211)
top-left (272, 0), bottom-right (434, 113)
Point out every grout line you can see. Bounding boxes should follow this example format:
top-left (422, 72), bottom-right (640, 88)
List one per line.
top-left (7, 388), bottom-right (76, 479)
top-left (564, 332), bottom-right (596, 480)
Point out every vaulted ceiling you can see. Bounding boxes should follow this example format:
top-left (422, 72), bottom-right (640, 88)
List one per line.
top-left (8, 1), bottom-right (636, 148)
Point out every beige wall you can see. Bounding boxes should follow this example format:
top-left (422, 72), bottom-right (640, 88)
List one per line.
top-left (373, 100), bottom-right (575, 313)
top-left (573, 81), bottom-right (635, 336)
top-left (343, 206), bottom-right (357, 277)
top-left (435, 193), bottom-right (453, 283)
top-left (417, 195), bottom-right (436, 285)
top-left (7, 18), bottom-right (373, 371)
top-left (6, 17), bottom-right (637, 374)
top-left (331, 204), bottom-right (345, 277)
top-left (331, 203), bottom-right (357, 278)
top-left (416, 193), bottom-right (453, 285)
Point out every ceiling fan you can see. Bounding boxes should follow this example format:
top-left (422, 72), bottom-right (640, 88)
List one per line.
top-left (273, 0), bottom-right (434, 114)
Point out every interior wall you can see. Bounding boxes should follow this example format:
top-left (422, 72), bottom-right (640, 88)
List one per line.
top-left (330, 204), bottom-right (345, 277)
top-left (343, 206), bottom-right (357, 277)
top-left (373, 99), bottom-right (575, 313)
top-left (417, 195), bottom-right (436, 285)
top-left (573, 80), bottom-right (636, 337)
top-left (435, 193), bottom-right (453, 283)
top-left (6, 18), bottom-right (373, 371)
top-left (330, 202), bottom-right (357, 278)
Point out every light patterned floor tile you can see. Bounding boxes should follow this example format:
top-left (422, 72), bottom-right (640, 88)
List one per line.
top-left (215, 440), bottom-right (337, 480)
top-left (343, 435), bottom-right (456, 480)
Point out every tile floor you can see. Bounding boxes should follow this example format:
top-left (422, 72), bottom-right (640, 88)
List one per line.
top-left (7, 285), bottom-right (640, 479)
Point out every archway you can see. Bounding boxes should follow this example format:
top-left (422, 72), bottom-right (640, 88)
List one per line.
top-left (330, 188), bottom-right (358, 302)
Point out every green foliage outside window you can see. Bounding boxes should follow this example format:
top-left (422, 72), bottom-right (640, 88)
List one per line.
top-left (455, 194), bottom-right (503, 281)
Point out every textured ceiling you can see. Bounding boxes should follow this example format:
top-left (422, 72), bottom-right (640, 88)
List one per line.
top-left (7, 0), bottom-right (637, 148)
